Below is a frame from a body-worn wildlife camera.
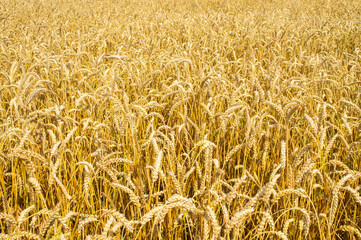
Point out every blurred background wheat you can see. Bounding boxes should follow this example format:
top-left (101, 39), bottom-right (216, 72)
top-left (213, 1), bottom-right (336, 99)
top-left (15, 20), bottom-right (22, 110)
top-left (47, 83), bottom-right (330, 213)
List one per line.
top-left (0, 0), bottom-right (361, 239)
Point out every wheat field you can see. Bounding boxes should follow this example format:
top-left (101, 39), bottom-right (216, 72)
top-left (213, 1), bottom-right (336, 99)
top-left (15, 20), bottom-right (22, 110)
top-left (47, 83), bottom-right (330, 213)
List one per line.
top-left (0, 0), bottom-right (361, 239)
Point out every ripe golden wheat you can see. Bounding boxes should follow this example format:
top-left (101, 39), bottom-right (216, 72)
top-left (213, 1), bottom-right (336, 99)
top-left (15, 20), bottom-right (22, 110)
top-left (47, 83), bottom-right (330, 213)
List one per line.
top-left (0, 0), bottom-right (361, 239)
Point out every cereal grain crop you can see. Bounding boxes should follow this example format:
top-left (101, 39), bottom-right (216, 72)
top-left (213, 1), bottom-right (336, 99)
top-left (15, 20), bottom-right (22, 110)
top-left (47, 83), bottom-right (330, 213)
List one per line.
top-left (0, 0), bottom-right (361, 239)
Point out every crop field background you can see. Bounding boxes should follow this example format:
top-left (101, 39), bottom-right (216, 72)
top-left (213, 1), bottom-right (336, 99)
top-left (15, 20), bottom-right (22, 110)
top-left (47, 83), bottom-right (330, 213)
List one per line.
top-left (0, 0), bottom-right (361, 239)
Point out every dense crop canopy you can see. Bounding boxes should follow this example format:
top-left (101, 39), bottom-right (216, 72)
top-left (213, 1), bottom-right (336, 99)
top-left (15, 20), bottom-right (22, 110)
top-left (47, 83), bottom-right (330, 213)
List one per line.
top-left (0, 0), bottom-right (361, 239)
